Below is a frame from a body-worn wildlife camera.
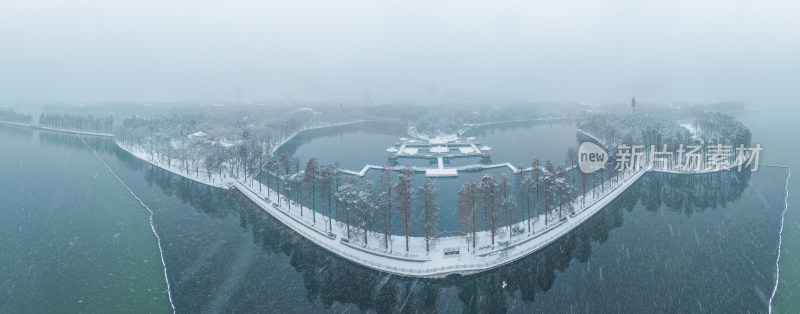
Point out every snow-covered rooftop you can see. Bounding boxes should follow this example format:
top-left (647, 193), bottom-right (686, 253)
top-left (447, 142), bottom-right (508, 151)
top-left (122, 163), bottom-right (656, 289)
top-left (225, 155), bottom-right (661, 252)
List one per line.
top-left (188, 131), bottom-right (207, 139)
top-left (430, 146), bottom-right (448, 153)
top-left (430, 137), bottom-right (447, 145)
top-left (458, 147), bottom-right (475, 154)
top-left (426, 168), bottom-right (458, 177)
top-left (402, 147), bottom-right (419, 155)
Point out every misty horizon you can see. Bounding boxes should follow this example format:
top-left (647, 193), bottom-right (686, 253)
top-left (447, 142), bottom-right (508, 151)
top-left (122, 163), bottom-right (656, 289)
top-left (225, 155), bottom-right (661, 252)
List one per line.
top-left (1, 1), bottom-right (798, 106)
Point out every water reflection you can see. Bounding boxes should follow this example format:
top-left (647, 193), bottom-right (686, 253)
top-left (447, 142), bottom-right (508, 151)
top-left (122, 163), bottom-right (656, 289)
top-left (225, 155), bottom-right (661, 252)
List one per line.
top-left (0, 123), bottom-right (33, 139)
top-left (96, 131), bottom-right (782, 312)
top-left (274, 121), bottom-right (408, 171)
top-left (461, 119), bottom-right (578, 165)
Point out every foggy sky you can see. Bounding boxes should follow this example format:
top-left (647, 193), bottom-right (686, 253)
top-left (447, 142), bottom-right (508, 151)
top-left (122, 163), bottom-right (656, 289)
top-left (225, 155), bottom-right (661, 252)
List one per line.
top-left (1, 0), bottom-right (798, 105)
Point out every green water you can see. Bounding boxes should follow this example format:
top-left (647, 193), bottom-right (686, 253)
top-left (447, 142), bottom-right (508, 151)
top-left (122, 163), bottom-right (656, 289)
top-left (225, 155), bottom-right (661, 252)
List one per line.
top-left (0, 125), bottom-right (170, 313)
top-left (0, 109), bottom-right (794, 312)
top-left (739, 109), bottom-right (798, 313)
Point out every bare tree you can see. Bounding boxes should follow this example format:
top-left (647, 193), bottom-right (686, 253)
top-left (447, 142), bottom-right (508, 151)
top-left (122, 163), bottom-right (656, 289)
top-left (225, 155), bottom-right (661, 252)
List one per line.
top-left (354, 181), bottom-right (375, 245)
top-left (282, 178), bottom-right (291, 210)
top-left (520, 172), bottom-right (533, 233)
top-left (566, 146), bottom-right (577, 183)
top-left (580, 167), bottom-right (588, 208)
top-left (375, 164), bottom-right (395, 250)
top-left (542, 159), bottom-right (556, 225)
top-left (304, 158), bottom-right (319, 223)
top-left (530, 158), bottom-right (542, 229)
top-left (268, 156), bottom-right (280, 199)
top-left (555, 164), bottom-right (574, 217)
top-left (417, 178), bottom-right (439, 253)
top-left (335, 183), bottom-right (358, 240)
top-left (395, 164), bottom-right (415, 252)
top-left (458, 178), bottom-right (479, 249)
top-left (498, 174), bottom-right (516, 239)
top-left (291, 175), bottom-right (303, 215)
top-left (330, 162), bottom-right (341, 229)
top-left (203, 150), bottom-right (215, 182)
top-left (514, 165), bottom-right (526, 226)
top-left (319, 164), bottom-right (337, 232)
top-left (279, 152), bottom-right (293, 176)
top-left (238, 144), bottom-right (248, 180)
top-left (479, 174), bottom-right (501, 246)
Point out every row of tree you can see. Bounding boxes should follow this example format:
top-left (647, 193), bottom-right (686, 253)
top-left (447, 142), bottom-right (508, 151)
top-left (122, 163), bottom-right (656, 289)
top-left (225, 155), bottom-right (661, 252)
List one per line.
top-left (229, 145), bottom-right (584, 253)
top-left (304, 164), bottom-right (441, 253)
top-left (458, 158), bottom-right (575, 250)
top-left (281, 156), bottom-right (581, 254)
top-left (236, 159), bottom-right (441, 254)
top-left (39, 113), bottom-right (114, 134)
top-left (0, 109), bottom-right (34, 125)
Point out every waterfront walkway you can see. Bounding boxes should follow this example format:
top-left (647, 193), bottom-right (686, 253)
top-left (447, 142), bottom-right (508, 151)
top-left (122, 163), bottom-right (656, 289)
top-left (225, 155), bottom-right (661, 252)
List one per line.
top-left (233, 167), bottom-right (646, 277)
top-left (2, 117), bottom-right (762, 278)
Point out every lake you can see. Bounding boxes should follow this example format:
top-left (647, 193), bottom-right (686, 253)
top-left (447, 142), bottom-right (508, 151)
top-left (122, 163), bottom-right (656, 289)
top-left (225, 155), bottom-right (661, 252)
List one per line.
top-left (275, 120), bottom-right (583, 233)
top-left (0, 125), bottom-right (170, 313)
top-left (1, 122), bottom-right (788, 312)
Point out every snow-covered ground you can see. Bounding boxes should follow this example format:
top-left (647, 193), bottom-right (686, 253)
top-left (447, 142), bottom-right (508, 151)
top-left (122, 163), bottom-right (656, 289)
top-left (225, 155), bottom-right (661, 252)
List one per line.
top-left (70, 121), bottom-right (746, 278)
top-left (233, 167), bottom-right (646, 277)
top-left (0, 121), bottom-right (115, 137)
top-left (38, 126), bottom-right (113, 137)
top-left (6, 121), bottom-right (745, 278)
top-left (681, 123), bottom-right (701, 140)
top-left (117, 141), bottom-right (229, 188)
top-left (119, 133), bottom-right (650, 277)
top-left (0, 120), bottom-right (32, 128)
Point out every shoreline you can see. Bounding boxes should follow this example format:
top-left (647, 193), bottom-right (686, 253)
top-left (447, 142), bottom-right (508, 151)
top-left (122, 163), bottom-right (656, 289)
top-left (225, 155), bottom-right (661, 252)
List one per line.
top-left (228, 168), bottom-right (646, 278)
top-left (270, 119), bottom-right (365, 154)
top-left (1, 120), bottom-right (751, 278)
top-left (0, 120), bottom-right (114, 137)
top-left (113, 131), bottom-right (651, 278)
